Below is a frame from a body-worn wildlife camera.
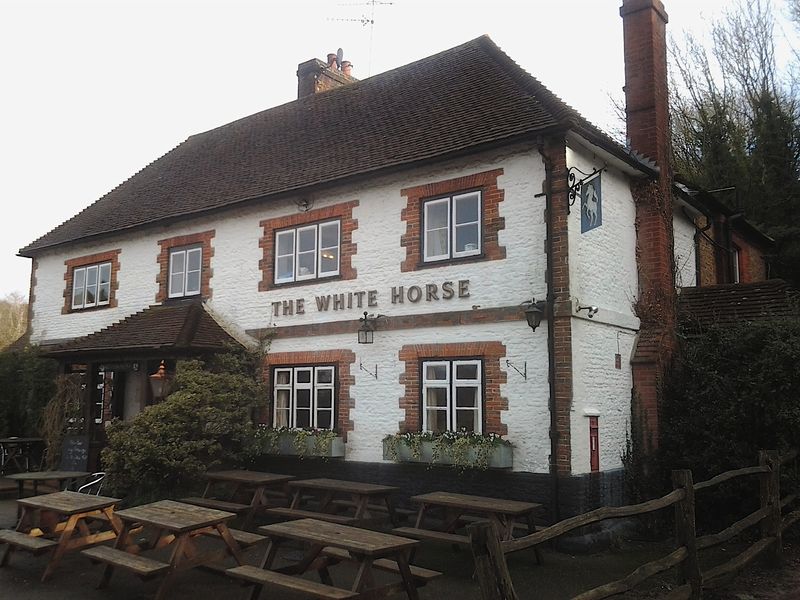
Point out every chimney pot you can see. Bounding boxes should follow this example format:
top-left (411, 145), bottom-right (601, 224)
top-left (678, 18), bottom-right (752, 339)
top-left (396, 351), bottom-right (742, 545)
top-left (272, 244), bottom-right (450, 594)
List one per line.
top-left (341, 60), bottom-right (353, 77)
top-left (327, 53), bottom-right (338, 69)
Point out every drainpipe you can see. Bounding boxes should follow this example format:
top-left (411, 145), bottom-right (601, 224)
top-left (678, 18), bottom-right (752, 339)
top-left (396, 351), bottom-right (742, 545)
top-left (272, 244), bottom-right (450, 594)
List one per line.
top-left (537, 140), bottom-right (561, 524)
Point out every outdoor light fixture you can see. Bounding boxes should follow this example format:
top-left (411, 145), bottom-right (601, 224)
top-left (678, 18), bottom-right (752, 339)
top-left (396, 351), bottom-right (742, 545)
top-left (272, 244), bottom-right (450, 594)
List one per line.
top-left (357, 312), bottom-right (386, 344)
top-left (148, 360), bottom-right (169, 400)
top-left (522, 298), bottom-right (547, 332)
top-left (577, 305), bottom-right (599, 318)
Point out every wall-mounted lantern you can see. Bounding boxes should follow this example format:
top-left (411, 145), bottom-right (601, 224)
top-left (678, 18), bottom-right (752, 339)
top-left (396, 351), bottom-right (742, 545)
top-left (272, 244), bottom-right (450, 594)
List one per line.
top-left (357, 312), bottom-right (386, 344)
top-left (148, 360), bottom-right (170, 400)
top-left (522, 299), bottom-right (547, 332)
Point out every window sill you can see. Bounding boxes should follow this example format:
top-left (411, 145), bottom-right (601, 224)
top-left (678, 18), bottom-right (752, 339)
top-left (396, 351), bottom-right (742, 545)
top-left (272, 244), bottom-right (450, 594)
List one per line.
top-left (382, 437), bottom-right (512, 469)
top-left (270, 274), bottom-right (343, 290)
top-left (416, 254), bottom-right (487, 270)
top-left (67, 303), bottom-right (113, 314)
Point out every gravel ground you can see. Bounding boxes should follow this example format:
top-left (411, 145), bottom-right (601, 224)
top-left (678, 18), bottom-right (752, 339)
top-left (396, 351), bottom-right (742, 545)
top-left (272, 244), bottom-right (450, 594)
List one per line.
top-left (0, 491), bottom-right (798, 599)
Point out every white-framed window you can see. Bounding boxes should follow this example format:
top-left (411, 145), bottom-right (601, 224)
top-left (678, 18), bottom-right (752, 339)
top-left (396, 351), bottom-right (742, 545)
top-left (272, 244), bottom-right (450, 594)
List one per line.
top-left (273, 366), bottom-right (336, 429)
top-left (423, 191), bottom-right (481, 262)
top-left (72, 262), bottom-right (112, 309)
top-left (421, 359), bottom-right (482, 433)
top-left (274, 220), bottom-right (340, 284)
top-left (732, 247), bottom-right (741, 283)
top-left (168, 246), bottom-right (202, 298)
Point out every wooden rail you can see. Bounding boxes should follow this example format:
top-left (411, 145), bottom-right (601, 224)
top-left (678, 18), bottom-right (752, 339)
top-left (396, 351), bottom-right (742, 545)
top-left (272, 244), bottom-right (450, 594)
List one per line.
top-left (469, 448), bottom-right (800, 600)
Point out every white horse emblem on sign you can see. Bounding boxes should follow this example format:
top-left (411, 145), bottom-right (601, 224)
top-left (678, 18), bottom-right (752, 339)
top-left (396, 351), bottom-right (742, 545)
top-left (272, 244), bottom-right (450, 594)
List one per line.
top-left (583, 182), bottom-right (599, 227)
top-left (581, 176), bottom-right (602, 233)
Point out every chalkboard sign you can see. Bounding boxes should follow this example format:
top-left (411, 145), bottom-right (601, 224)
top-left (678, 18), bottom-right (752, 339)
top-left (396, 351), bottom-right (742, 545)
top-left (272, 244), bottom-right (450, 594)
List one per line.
top-left (59, 435), bottom-right (89, 471)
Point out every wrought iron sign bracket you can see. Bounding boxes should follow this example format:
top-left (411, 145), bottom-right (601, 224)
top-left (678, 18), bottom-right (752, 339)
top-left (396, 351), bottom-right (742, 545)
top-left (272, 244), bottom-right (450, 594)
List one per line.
top-left (359, 362), bottom-right (378, 380)
top-left (567, 166), bottom-right (605, 214)
top-left (505, 359), bottom-right (527, 381)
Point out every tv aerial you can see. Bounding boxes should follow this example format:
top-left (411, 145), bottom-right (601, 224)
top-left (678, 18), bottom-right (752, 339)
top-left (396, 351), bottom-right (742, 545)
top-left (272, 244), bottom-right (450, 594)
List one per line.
top-left (327, 0), bottom-right (394, 75)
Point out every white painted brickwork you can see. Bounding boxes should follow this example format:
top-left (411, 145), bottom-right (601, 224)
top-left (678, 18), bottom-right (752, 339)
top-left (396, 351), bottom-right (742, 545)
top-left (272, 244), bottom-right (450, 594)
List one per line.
top-left (673, 211), bottom-right (697, 288)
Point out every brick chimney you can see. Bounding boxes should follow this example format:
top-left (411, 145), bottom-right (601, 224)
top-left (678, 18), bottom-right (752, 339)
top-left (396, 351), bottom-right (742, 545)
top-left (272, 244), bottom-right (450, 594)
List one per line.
top-left (297, 53), bottom-right (356, 98)
top-left (620, 0), bottom-right (676, 451)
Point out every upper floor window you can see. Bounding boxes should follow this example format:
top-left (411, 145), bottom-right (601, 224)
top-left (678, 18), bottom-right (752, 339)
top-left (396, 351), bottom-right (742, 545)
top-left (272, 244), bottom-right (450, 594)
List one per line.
top-left (72, 262), bottom-right (112, 309)
top-left (273, 365), bottom-right (336, 429)
top-left (168, 246), bottom-right (202, 298)
top-left (274, 220), bottom-right (340, 284)
top-left (422, 359), bottom-right (482, 433)
top-left (423, 191), bottom-right (481, 263)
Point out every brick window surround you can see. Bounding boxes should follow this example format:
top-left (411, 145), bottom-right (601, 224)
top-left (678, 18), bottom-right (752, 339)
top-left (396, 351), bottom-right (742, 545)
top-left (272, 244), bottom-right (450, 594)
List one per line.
top-left (62, 249), bottom-right (121, 314)
top-left (400, 169), bottom-right (506, 272)
top-left (264, 350), bottom-right (356, 440)
top-left (398, 342), bottom-right (508, 435)
top-left (259, 200), bottom-right (359, 292)
top-left (156, 230), bottom-right (215, 302)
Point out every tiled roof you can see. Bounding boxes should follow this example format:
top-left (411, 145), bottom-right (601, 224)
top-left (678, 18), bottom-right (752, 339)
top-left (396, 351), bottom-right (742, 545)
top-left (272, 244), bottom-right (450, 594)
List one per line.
top-left (42, 299), bottom-right (240, 356)
top-left (20, 36), bottom-right (633, 256)
top-left (678, 280), bottom-right (795, 329)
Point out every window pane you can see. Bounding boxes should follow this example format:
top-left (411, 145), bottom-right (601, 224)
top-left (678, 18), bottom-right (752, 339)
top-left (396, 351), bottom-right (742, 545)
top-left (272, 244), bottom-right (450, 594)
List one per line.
top-left (72, 268), bottom-right (86, 307)
top-left (296, 389), bottom-right (312, 408)
top-left (186, 270), bottom-right (201, 294)
top-left (187, 248), bottom-right (201, 271)
top-left (316, 412), bottom-right (332, 429)
top-left (455, 223), bottom-right (479, 253)
top-left (425, 364), bottom-right (448, 380)
top-left (99, 263), bottom-right (111, 284)
top-left (320, 247), bottom-right (338, 274)
top-left (320, 222), bottom-right (339, 248)
top-left (426, 200), bottom-right (449, 228)
top-left (295, 410), bottom-right (311, 428)
top-left (455, 363), bottom-right (479, 380)
top-left (170, 272), bottom-right (184, 296)
top-left (277, 231), bottom-right (294, 256)
top-left (425, 229), bottom-right (448, 258)
top-left (274, 409), bottom-right (290, 428)
top-left (171, 251), bottom-right (185, 274)
top-left (426, 408), bottom-right (448, 433)
top-left (277, 256), bottom-right (294, 280)
top-left (98, 282), bottom-right (110, 304)
top-left (275, 389), bottom-right (291, 409)
top-left (298, 227), bottom-right (316, 252)
top-left (426, 387), bottom-right (449, 408)
top-left (316, 389), bottom-right (333, 408)
top-left (86, 265), bottom-right (98, 287)
top-left (455, 387), bottom-right (478, 408)
top-left (296, 369), bottom-right (312, 384)
top-left (455, 409), bottom-right (478, 431)
top-left (316, 368), bottom-right (333, 384)
top-left (298, 252), bottom-right (316, 276)
top-left (275, 370), bottom-right (291, 385)
top-left (454, 193), bottom-right (480, 224)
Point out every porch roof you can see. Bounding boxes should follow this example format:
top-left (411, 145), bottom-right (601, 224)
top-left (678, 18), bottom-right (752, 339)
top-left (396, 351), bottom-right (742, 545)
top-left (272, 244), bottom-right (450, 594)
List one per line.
top-left (678, 280), bottom-right (795, 330)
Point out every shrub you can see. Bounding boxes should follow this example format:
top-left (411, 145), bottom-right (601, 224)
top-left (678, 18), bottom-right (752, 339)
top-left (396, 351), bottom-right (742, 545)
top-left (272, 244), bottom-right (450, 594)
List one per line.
top-left (0, 345), bottom-right (57, 438)
top-left (101, 348), bottom-right (266, 502)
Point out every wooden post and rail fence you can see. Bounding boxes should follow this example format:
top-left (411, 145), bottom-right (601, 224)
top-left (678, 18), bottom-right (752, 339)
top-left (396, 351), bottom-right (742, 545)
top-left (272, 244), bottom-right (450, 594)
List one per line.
top-left (468, 448), bottom-right (800, 600)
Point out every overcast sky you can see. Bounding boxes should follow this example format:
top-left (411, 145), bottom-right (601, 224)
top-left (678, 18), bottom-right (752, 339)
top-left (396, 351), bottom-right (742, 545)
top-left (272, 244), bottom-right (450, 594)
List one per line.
top-left (1, 0), bottom-right (791, 299)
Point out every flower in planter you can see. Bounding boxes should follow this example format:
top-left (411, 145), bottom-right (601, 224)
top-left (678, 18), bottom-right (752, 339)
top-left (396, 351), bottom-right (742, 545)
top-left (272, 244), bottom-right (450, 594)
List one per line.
top-left (382, 429), bottom-right (512, 471)
top-left (254, 426), bottom-right (340, 458)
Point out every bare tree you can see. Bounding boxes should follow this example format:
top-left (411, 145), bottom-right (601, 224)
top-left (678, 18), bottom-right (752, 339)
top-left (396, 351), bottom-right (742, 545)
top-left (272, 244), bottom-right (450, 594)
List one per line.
top-left (0, 292), bottom-right (28, 349)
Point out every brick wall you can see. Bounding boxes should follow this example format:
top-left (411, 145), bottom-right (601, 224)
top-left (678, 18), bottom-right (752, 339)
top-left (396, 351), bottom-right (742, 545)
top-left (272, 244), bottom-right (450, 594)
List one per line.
top-left (264, 349), bottom-right (356, 440)
top-left (62, 249), bottom-right (122, 314)
top-left (399, 169), bottom-right (506, 272)
top-left (258, 200), bottom-right (359, 293)
top-left (397, 341), bottom-right (508, 435)
top-left (155, 230), bottom-right (215, 302)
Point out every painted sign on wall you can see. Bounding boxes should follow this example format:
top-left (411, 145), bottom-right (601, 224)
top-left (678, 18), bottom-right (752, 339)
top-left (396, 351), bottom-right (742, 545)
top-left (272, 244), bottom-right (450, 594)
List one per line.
top-left (581, 174), bottom-right (602, 233)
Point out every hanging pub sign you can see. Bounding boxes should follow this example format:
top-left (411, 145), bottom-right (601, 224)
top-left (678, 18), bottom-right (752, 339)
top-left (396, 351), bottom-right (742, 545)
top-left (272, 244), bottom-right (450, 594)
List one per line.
top-left (581, 173), bottom-right (602, 233)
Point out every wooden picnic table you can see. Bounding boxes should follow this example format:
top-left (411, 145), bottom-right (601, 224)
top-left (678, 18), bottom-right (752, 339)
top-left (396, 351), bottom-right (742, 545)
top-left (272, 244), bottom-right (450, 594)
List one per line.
top-left (267, 477), bottom-right (399, 526)
top-left (6, 470), bottom-right (91, 498)
top-left (0, 437), bottom-right (44, 474)
top-left (82, 499), bottom-right (247, 600)
top-left (0, 490), bottom-right (122, 581)
top-left (394, 491), bottom-right (543, 562)
top-left (181, 469), bottom-right (294, 530)
top-left (228, 517), bottom-right (439, 600)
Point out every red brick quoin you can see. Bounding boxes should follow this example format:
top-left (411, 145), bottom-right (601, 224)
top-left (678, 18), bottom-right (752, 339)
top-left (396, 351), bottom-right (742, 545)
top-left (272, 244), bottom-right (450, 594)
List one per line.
top-left (264, 350), bottom-right (356, 441)
top-left (397, 342), bottom-right (508, 435)
top-left (156, 230), bottom-right (215, 303)
top-left (400, 169), bottom-right (506, 272)
top-left (259, 200), bottom-right (359, 292)
top-left (62, 249), bottom-right (122, 314)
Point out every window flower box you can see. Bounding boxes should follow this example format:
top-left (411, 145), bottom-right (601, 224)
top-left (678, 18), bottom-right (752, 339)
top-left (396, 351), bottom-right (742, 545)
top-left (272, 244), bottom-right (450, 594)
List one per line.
top-left (382, 431), bottom-right (512, 470)
top-left (254, 427), bottom-right (345, 458)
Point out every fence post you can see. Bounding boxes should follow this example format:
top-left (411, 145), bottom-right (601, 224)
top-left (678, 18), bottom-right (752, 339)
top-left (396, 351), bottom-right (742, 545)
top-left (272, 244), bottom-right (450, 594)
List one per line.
top-left (672, 469), bottom-right (701, 599)
top-left (759, 449), bottom-right (783, 566)
top-left (468, 520), bottom-right (519, 600)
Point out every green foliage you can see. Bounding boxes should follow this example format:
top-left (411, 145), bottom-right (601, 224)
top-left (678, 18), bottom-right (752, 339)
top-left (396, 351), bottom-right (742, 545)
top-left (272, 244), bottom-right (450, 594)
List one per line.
top-left (659, 317), bottom-right (800, 529)
top-left (101, 348), bottom-right (266, 502)
top-left (0, 345), bottom-right (57, 438)
top-left (253, 426), bottom-right (339, 458)
top-left (382, 430), bottom-right (511, 472)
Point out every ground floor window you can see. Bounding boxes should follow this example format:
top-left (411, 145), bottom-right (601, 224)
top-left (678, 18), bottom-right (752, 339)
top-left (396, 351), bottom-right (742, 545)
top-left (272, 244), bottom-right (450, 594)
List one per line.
top-left (421, 359), bottom-right (482, 433)
top-left (273, 366), bottom-right (335, 429)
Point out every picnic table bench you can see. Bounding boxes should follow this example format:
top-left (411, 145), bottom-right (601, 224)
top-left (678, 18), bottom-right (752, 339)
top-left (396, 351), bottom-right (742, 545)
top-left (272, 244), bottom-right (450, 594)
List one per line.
top-left (0, 490), bottom-right (122, 581)
top-left (228, 517), bottom-right (439, 600)
top-left (181, 469), bottom-right (294, 530)
top-left (266, 477), bottom-right (399, 526)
